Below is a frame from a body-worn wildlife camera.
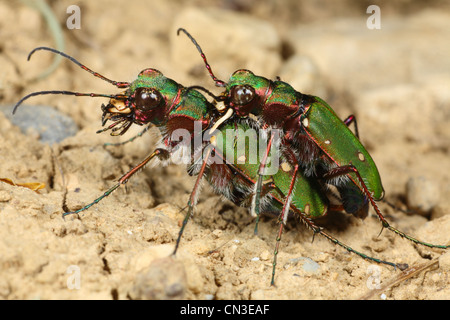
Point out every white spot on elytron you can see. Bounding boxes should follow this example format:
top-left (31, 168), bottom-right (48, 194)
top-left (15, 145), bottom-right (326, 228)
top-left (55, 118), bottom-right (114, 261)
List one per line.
top-left (281, 162), bottom-right (292, 172)
top-left (302, 118), bottom-right (309, 128)
top-left (358, 152), bottom-right (365, 162)
top-left (304, 204), bottom-right (310, 215)
top-left (325, 139), bottom-right (331, 145)
top-left (210, 135), bottom-right (217, 146)
top-left (237, 155), bottom-right (246, 162)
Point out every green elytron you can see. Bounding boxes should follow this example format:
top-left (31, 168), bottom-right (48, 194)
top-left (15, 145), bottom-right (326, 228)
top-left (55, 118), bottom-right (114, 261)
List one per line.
top-left (207, 119), bottom-right (408, 285)
top-left (178, 28), bottom-right (449, 257)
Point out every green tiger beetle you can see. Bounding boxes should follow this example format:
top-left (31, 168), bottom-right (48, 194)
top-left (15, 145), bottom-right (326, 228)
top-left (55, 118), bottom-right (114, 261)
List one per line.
top-left (178, 28), bottom-right (450, 254)
top-left (13, 45), bottom-right (448, 286)
top-left (13, 47), bottom-right (216, 257)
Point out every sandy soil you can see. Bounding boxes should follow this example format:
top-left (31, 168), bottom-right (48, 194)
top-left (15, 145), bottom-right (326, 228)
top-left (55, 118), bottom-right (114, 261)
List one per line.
top-left (0, 0), bottom-right (449, 300)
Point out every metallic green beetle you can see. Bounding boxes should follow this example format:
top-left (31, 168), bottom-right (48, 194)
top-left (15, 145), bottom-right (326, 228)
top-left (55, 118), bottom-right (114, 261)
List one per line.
top-left (178, 28), bottom-right (450, 252)
top-left (207, 118), bottom-right (404, 285)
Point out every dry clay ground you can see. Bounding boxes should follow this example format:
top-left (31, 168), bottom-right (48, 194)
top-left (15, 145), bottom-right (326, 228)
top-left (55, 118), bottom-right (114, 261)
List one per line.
top-left (0, 1), bottom-right (449, 299)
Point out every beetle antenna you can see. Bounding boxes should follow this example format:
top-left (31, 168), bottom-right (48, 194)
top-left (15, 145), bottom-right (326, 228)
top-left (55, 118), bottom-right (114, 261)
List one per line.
top-left (28, 47), bottom-right (130, 88)
top-left (177, 28), bottom-right (227, 88)
top-left (14, 47), bottom-right (130, 114)
top-left (184, 85), bottom-right (221, 101)
top-left (13, 91), bottom-right (127, 114)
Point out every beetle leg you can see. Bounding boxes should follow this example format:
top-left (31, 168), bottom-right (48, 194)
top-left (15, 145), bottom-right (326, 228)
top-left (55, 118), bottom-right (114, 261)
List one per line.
top-left (103, 123), bottom-right (152, 147)
top-left (173, 145), bottom-right (213, 255)
top-left (343, 114), bottom-right (360, 139)
top-left (271, 163), bottom-right (299, 286)
top-left (289, 205), bottom-right (406, 271)
top-left (63, 148), bottom-right (170, 219)
top-left (252, 131), bottom-right (276, 235)
top-left (323, 165), bottom-right (449, 250)
top-left (333, 116), bottom-right (414, 216)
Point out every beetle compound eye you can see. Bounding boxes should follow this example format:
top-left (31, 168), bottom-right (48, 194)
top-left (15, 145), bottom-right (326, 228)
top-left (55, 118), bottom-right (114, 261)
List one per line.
top-left (134, 87), bottom-right (162, 111)
top-left (231, 85), bottom-right (255, 105)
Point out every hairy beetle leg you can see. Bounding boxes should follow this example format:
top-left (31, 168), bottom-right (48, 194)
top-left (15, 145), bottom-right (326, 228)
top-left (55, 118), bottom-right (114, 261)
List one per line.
top-left (173, 146), bottom-right (213, 256)
top-left (323, 164), bottom-right (449, 250)
top-left (252, 132), bottom-right (276, 235)
top-left (271, 163), bottom-right (299, 286)
top-left (63, 148), bottom-right (169, 219)
top-left (103, 123), bottom-right (152, 147)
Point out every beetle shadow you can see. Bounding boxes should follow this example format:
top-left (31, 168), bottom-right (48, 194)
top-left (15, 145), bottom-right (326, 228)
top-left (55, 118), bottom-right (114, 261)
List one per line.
top-left (308, 209), bottom-right (358, 234)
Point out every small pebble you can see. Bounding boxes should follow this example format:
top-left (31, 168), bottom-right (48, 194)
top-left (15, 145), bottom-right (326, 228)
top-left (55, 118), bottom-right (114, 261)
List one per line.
top-left (212, 229), bottom-right (223, 239)
top-left (1, 105), bottom-right (78, 145)
top-left (406, 176), bottom-right (440, 215)
top-left (128, 257), bottom-right (186, 300)
top-left (0, 191), bottom-right (12, 202)
top-left (438, 251), bottom-right (450, 272)
top-left (260, 250), bottom-right (271, 261)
